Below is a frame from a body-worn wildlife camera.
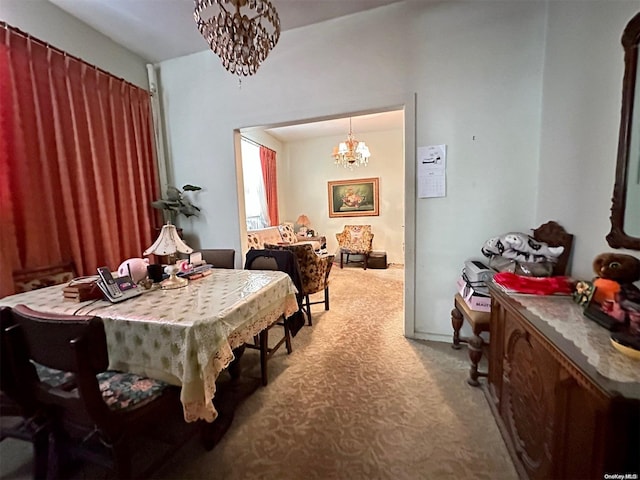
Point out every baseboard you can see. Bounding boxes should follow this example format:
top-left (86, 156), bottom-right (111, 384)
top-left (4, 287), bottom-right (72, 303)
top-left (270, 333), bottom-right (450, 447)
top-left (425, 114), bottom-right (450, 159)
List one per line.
top-left (407, 331), bottom-right (451, 343)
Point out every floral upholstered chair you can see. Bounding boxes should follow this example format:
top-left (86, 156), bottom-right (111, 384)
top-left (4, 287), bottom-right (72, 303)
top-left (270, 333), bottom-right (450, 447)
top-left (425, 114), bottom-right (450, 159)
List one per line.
top-left (12, 263), bottom-right (76, 294)
top-left (265, 243), bottom-right (334, 326)
top-left (335, 225), bottom-right (374, 270)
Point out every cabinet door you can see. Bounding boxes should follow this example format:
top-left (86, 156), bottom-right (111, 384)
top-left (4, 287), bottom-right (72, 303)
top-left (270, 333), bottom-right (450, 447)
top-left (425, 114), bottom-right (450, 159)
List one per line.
top-left (502, 314), bottom-right (559, 480)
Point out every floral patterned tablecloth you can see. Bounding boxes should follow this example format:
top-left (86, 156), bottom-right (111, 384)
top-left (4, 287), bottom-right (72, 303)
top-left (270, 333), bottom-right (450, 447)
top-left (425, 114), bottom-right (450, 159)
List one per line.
top-left (513, 295), bottom-right (640, 384)
top-left (0, 269), bottom-right (299, 422)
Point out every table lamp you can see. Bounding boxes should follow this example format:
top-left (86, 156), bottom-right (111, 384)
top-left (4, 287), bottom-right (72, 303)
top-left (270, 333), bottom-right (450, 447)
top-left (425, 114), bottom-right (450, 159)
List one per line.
top-left (143, 223), bottom-right (193, 289)
top-left (296, 214), bottom-right (311, 235)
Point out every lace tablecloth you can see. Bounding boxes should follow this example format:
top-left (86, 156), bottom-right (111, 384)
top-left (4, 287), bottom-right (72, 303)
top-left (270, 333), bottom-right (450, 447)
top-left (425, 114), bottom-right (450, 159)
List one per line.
top-left (512, 295), bottom-right (640, 384)
top-left (0, 269), bottom-right (299, 422)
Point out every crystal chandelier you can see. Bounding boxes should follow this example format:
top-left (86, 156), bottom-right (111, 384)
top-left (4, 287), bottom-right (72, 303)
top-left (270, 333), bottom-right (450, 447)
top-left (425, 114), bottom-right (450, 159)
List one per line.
top-left (332, 118), bottom-right (371, 169)
top-left (194, 0), bottom-right (280, 77)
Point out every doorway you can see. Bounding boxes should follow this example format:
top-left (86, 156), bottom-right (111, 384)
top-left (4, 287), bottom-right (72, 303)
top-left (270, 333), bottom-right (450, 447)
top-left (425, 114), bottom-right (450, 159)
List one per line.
top-left (235, 106), bottom-right (415, 336)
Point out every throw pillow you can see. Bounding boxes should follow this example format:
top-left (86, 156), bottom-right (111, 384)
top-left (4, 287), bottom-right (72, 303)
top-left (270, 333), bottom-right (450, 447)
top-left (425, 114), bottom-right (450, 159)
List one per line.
top-left (247, 233), bottom-right (262, 250)
top-left (278, 223), bottom-right (295, 243)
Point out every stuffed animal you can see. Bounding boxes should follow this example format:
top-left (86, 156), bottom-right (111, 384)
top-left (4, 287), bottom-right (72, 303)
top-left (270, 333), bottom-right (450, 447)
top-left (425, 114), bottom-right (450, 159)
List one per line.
top-left (592, 253), bottom-right (640, 306)
top-left (482, 232), bottom-right (564, 264)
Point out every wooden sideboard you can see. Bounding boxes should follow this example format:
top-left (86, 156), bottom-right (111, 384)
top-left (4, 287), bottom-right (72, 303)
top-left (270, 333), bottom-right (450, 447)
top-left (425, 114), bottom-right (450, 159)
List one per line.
top-left (487, 283), bottom-right (640, 480)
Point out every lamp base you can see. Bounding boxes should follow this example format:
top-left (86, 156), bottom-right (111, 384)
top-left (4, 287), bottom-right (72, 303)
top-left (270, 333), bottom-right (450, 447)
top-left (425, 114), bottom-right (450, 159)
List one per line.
top-left (161, 265), bottom-right (188, 290)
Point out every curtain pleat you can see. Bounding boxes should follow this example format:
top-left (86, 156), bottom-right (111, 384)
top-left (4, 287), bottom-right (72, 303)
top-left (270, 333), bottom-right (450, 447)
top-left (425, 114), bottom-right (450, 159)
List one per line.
top-left (0, 24), bottom-right (160, 297)
top-left (260, 146), bottom-right (279, 226)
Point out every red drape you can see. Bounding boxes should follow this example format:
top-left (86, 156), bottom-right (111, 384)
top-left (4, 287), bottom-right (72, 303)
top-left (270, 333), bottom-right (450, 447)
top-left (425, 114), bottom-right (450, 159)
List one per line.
top-left (259, 145), bottom-right (278, 226)
top-left (0, 24), bottom-right (160, 297)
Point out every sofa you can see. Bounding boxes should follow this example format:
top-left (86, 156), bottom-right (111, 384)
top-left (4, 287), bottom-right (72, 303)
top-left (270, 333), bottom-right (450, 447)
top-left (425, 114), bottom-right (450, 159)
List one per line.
top-left (247, 223), bottom-right (322, 251)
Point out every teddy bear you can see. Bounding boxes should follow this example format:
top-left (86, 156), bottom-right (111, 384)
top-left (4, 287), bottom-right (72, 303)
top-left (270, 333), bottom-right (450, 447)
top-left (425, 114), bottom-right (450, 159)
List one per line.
top-left (592, 253), bottom-right (640, 326)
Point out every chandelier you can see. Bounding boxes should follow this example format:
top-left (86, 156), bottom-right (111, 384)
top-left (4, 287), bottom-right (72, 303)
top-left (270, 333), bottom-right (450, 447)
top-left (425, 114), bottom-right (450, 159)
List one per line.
top-left (332, 118), bottom-right (371, 169)
top-left (194, 0), bottom-right (281, 77)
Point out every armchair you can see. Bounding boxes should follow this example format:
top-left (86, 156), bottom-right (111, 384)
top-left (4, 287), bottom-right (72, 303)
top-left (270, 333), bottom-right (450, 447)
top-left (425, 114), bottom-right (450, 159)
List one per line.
top-left (335, 225), bottom-right (374, 270)
top-left (265, 243), bottom-right (334, 326)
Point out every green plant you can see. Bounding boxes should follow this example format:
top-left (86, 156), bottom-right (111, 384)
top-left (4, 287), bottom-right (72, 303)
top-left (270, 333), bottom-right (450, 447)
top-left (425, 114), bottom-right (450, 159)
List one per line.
top-left (151, 184), bottom-right (201, 223)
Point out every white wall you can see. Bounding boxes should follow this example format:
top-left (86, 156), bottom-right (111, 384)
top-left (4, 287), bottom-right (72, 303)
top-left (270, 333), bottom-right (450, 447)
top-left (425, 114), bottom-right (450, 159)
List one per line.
top-left (537, 1), bottom-right (640, 279)
top-left (279, 128), bottom-right (405, 264)
top-left (1, 0), bottom-right (148, 88)
top-left (7, 0), bottom-right (638, 340)
top-left (158, 1), bottom-right (550, 340)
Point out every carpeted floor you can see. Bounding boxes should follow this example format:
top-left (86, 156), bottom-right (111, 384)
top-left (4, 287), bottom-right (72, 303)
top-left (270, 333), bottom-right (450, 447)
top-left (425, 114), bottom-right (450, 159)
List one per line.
top-left (0, 264), bottom-right (518, 480)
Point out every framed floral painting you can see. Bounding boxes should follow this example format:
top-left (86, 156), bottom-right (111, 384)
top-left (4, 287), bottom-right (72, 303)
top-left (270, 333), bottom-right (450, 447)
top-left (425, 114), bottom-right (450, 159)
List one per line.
top-left (328, 177), bottom-right (379, 218)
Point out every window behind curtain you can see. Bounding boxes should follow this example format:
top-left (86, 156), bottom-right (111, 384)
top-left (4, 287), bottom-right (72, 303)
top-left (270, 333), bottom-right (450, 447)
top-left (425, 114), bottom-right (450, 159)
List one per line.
top-left (241, 138), bottom-right (270, 230)
top-left (0, 23), bottom-right (160, 297)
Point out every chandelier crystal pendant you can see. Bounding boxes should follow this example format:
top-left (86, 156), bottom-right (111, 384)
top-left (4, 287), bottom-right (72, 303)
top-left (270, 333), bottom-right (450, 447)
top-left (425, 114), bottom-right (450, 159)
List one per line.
top-left (332, 118), bottom-right (371, 169)
top-left (194, 0), bottom-right (281, 77)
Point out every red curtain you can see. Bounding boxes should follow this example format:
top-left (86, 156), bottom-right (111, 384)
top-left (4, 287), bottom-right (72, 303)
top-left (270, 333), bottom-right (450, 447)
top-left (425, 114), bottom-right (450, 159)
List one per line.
top-left (259, 145), bottom-right (278, 226)
top-left (0, 24), bottom-right (160, 297)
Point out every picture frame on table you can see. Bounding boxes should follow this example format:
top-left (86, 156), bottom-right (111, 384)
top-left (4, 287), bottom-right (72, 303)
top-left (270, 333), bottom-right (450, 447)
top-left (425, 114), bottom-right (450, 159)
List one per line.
top-left (328, 177), bottom-right (379, 218)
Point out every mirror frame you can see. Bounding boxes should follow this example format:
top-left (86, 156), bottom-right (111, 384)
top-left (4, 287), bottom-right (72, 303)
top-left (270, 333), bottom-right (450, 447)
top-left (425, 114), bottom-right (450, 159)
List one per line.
top-left (607, 12), bottom-right (640, 250)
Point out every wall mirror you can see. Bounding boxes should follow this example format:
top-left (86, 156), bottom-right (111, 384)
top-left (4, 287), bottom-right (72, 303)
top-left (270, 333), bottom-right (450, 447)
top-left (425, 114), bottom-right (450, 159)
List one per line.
top-left (607, 12), bottom-right (640, 250)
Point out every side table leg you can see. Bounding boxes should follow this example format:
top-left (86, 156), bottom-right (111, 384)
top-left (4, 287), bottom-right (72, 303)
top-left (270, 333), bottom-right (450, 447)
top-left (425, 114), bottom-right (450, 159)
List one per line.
top-left (451, 307), bottom-right (463, 349)
top-left (467, 334), bottom-right (484, 387)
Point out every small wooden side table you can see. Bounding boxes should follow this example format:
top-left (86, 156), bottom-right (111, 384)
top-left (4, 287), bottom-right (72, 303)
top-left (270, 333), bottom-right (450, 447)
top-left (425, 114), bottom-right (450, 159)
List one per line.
top-left (451, 293), bottom-right (491, 386)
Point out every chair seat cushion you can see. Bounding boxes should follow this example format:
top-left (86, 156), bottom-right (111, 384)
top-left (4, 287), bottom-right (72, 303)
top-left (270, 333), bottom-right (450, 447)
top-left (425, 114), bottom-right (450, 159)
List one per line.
top-left (340, 247), bottom-right (369, 254)
top-left (33, 362), bottom-right (168, 412)
top-left (97, 371), bottom-right (169, 412)
top-left (34, 362), bottom-right (75, 388)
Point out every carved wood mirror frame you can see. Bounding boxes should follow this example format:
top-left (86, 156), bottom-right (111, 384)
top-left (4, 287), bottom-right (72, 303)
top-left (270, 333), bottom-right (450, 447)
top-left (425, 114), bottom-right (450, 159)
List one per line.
top-left (607, 12), bottom-right (640, 250)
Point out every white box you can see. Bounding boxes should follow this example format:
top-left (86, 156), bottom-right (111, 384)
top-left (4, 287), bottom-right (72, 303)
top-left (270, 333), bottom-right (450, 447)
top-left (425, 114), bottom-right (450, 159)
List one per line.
top-left (456, 275), bottom-right (491, 312)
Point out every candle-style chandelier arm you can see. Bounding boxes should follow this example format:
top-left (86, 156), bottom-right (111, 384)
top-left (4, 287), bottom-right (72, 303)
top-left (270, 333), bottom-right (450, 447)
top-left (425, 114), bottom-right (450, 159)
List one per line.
top-left (332, 117), bottom-right (371, 170)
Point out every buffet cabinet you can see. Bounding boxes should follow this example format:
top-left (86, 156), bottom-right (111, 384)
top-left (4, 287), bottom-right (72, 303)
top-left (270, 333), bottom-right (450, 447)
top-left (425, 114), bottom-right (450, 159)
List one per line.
top-left (487, 283), bottom-right (640, 480)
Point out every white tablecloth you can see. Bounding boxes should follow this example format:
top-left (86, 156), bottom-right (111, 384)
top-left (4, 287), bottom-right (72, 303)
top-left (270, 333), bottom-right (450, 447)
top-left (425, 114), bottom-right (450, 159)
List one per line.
top-left (0, 269), bottom-right (299, 422)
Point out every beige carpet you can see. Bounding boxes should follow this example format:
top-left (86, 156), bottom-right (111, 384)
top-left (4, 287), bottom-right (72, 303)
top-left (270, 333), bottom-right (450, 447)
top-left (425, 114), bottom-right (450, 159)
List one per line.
top-left (1, 265), bottom-right (518, 480)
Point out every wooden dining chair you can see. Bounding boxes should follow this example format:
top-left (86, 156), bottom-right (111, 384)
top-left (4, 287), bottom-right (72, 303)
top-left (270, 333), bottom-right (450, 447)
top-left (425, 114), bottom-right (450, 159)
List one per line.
top-left (265, 243), bottom-right (334, 326)
top-left (0, 307), bottom-right (51, 480)
top-left (4, 304), bottom-right (181, 479)
top-left (244, 249), bottom-right (304, 385)
top-left (200, 249), bottom-right (236, 269)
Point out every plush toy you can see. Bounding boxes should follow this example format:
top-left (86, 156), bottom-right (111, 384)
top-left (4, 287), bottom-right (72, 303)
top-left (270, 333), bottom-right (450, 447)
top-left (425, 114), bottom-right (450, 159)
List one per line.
top-left (482, 232), bottom-right (564, 263)
top-left (117, 258), bottom-right (149, 283)
top-left (592, 253), bottom-right (640, 308)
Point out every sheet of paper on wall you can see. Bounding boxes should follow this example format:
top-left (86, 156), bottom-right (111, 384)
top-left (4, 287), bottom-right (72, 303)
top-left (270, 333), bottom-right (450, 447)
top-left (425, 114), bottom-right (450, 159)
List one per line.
top-left (417, 144), bottom-right (447, 198)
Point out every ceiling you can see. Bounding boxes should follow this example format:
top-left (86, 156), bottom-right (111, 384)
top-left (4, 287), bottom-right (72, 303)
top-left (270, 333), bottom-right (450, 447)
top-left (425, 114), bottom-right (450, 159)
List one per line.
top-left (47, 0), bottom-right (402, 63)
top-left (46, 0), bottom-right (404, 140)
top-left (263, 110), bottom-right (404, 142)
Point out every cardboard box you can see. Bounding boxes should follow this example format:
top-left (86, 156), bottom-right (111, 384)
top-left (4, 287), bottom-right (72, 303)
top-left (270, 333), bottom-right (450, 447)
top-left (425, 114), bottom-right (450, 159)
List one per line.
top-left (456, 275), bottom-right (491, 312)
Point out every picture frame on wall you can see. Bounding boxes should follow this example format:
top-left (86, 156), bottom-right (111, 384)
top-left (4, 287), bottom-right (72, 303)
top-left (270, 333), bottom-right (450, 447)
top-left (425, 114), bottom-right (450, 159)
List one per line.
top-left (328, 177), bottom-right (380, 218)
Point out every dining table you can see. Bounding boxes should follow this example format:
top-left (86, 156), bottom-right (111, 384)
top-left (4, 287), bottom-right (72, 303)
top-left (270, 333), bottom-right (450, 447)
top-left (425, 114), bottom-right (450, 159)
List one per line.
top-left (0, 268), bottom-right (299, 423)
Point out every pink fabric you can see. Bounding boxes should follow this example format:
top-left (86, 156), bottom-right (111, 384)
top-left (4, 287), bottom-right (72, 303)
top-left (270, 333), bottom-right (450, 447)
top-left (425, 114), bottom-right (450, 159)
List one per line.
top-left (0, 25), bottom-right (160, 297)
top-left (493, 272), bottom-right (574, 296)
top-left (260, 145), bottom-right (279, 226)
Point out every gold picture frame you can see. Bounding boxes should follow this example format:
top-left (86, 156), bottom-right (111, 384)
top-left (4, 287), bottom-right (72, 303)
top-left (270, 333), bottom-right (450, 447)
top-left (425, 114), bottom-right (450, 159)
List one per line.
top-left (328, 177), bottom-right (380, 218)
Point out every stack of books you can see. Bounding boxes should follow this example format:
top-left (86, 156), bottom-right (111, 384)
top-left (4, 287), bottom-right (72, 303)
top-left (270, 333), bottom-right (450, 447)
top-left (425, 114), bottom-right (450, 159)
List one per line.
top-left (63, 278), bottom-right (103, 302)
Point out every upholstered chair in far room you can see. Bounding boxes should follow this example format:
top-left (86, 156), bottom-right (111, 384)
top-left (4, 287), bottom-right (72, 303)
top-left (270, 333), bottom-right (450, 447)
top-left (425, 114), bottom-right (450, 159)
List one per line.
top-left (4, 305), bottom-right (181, 479)
top-left (266, 243), bottom-right (334, 326)
top-left (335, 225), bottom-right (374, 270)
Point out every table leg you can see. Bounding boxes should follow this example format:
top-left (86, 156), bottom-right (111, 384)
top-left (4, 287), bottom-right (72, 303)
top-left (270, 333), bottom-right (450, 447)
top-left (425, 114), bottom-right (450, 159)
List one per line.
top-left (451, 306), bottom-right (463, 349)
top-left (200, 344), bottom-right (255, 450)
top-left (259, 330), bottom-right (269, 386)
top-left (228, 344), bottom-right (245, 380)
